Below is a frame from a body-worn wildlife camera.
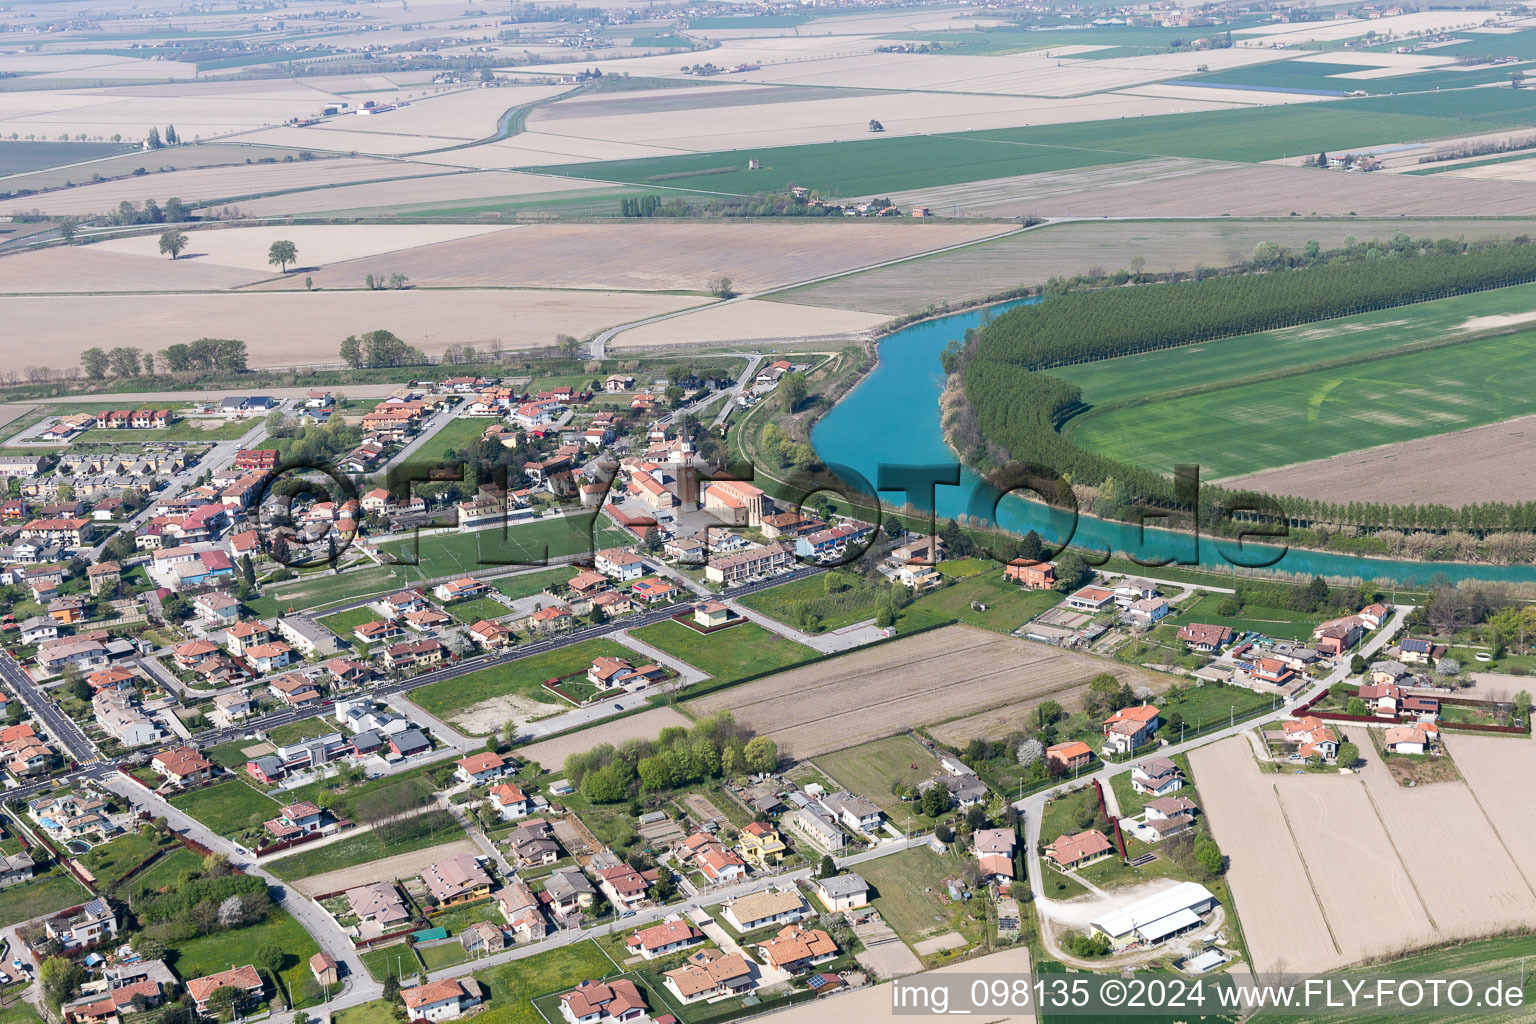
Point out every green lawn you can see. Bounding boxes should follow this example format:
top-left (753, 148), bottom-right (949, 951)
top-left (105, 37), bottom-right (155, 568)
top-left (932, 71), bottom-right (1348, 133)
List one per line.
top-left (470, 940), bottom-right (617, 1024)
top-left (908, 571), bottom-right (1063, 633)
top-left (129, 846), bottom-right (204, 893)
top-left (249, 563), bottom-right (426, 618)
top-left (630, 619), bottom-right (817, 686)
top-left (170, 909), bottom-right (321, 1008)
top-left (318, 606), bottom-right (382, 639)
top-left (378, 518), bottom-right (633, 576)
top-left (856, 846), bottom-right (982, 945)
top-left (169, 780), bottom-right (281, 838)
top-left (445, 596), bottom-right (510, 624)
top-left (265, 819), bottom-right (466, 882)
top-left (266, 717), bottom-right (338, 746)
top-left (279, 760), bottom-right (456, 822)
top-left (738, 571), bottom-right (888, 631)
top-left (407, 638), bottom-right (630, 726)
top-left (1057, 283), bottom-right (1536, 479)
top-left (79, 418), bottom-right (251, 442)
top-left (817, 734), bottom-right (949, 827)
top-left (202, 738), bottom-right (263, 770)
top-left (1175, 595), bottom-right (1321, 642)
top-left (489, 568), bottom-right (569, 601)
top-left (403, 416), bottom-right (494, 467)
top-left (335, 998), bottom-right (401, 1024)
top-left (0, 871), bottom-right (88, 927)
top-left (359, 945), bottom-right (422, 984)
top-left (75, 828), bottom-right (171, 891)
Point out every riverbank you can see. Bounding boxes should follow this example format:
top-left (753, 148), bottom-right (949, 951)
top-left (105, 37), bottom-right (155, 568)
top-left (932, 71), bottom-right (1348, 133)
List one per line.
top-left (794, 296), bottom-right (1536, 586)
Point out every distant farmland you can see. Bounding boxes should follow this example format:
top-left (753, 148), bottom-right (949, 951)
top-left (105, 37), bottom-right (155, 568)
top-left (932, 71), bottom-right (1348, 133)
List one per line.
top-left (540, 101), bottom-right (1526, 196)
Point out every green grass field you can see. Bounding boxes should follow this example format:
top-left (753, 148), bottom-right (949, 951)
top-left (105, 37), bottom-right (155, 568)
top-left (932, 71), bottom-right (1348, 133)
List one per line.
top-left (249, 563), bottom-right (426, 618)
top-left (469, 940), bottom-right (616, 1024)
top-left (402, 416), bottom-right (493, 467)
top-left (169, 780), bottom-right (281, 837)
top-left (79, 419), bottom-right (251, 443)
top-left (130, 847), bottom-right (204, 893)
top-left (266, 718), bottom-right (337, 746)
top-left (1056, 283), bottom-right (1536, 479)
top-left (170, 909), bottom-right (322, 1008)
top-left (489, 567), bottom-right (569, 600)
top-left (75, 829), bottom-right (171, 891)
top-left (318, 606), bottom-right (381, 639)
top-left (407, 638), bottom-right (631, 725)
top-left (856, 845), bottom-right (982, 945)
top-left (539, 101), bottom-right (1523, 196)
top-left (0, 870), bottom-right (88, 927)
top-left (737, 571), bottom-right (888, 631)
top-left (816, 734), bottom-right (947, 827)
top-left (630, 619), bottom-right (818, 686)
top-left (445, 596), bottom-right (509, 624)
top-left (1187, 56), bottom-right (1523, 95)
top-left (378, 519), bottom-right (632, 576)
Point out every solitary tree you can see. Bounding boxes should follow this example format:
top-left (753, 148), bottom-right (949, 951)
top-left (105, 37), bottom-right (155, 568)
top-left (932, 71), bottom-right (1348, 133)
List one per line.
top-left (58, 217), bottom-right (78, 245)
top-left (268, 239), bottom-right (298, 273)
top-left (158, 229), bottom-right (188, 259)
top-left (1336, 741), bottom-right (1359, 768)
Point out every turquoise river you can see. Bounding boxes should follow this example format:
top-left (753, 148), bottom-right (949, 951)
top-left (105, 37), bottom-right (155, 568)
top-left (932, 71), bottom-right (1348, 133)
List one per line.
top-left (808, 300), bottom-right (1536, 587)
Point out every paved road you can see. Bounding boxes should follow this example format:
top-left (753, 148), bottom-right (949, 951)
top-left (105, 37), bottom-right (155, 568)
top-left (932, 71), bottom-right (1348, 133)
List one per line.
top-left (1019, 605), bottom-right (1415, 922)
top-left (0, 652), bottom-right (98, 763)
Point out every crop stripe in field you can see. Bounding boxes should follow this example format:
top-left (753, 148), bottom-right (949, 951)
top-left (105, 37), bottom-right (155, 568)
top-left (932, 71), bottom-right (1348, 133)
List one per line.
top-left (1458, 781), bottom-right (1536, 905)
top-left (1273, 783), bottom-right (1344, 956)
top-left (1357, 779), bottom-right (1439, 932)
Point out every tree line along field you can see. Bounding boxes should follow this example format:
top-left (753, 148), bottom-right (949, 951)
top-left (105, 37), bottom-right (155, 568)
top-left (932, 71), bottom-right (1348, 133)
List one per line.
top-left (540, 100), bottom-right (1534, 197)
top-left (1064, 321), bottom-right (1536, 480)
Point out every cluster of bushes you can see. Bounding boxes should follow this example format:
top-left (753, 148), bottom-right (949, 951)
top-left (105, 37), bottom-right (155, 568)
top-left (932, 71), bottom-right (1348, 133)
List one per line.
top-left (564, 712), bottom-right (777, 802)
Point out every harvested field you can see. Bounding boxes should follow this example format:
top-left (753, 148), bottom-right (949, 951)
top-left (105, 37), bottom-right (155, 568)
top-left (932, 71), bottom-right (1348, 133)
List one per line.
top-left (763, 948), bottom-right (1032, 1024)
top-left (0, 244), bottom-right (255, 294)
top-left (1272, 777), bottom-right (1430, 961)
top-left (0, 289), bottom-right (705, 374)
top-left (684, 624), bottom-right (1165, 759)
top-left (0, 143), bottom-right (319, 192)
top-left (4, 158), bottom-right (445, 217)
top-left (90, 223), bottom-right (509, 275)
top-left (1191, 733), bottom-right (1536, 976)
top-left (1358, 750), bottom-right (1536, 940)
top-left (950, 163), bottom-right (1536, 221)
top-left (409, 132), bottom-right (681, 169)
top-left (517, 707), bottom-right (693, 769)
top-left (253, 221), bottom-right (1008, 295)
top-left (1217, 413), bottom-right (1536, 505)
top-left (231, 169), bottom-right (619, 217)
top-left (1444, 735), bottom-right (1536, 887)
top-left (778, 216), bottom-right (1536, 316)
top-left (285, 837), bottom-right (481, 896)
top-left (611, 299), bottom-right (885, 349)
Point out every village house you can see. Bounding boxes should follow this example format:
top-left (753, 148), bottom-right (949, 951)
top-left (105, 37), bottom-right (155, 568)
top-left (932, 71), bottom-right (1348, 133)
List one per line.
top-left (422, 854), bottom-right (493, 906)
top-left (1004, 559), bottom-right (1056, 589)
top-left (664, 949), bottom-right (755, 1005)
top-left (1130, 756), bottom-right (1184, 796)
top-left (814, 873), bottom-right (869, 912)
top-left (1312, 616), bottom-right (1366, 657)
top-left (1102, 704), bottom-right (1160, 755)
top-left (455, 751), bottom-right (514, 785)
top-left (1065, 586), bottom-right (1115, 612)
top-left (468, 620), bottom-right (515, 649)
top-left (755, 924), bottom-right (838, 974)
top-left (1123, 796), bottom-right (1199, 843)
top-left (1385, 722), bottom-right (1440, 754)
top-left (1044, 830), bottom-right (1114, 870)
top-left (487, 783), bottom-right (529, 820)
top-left (556, 979), bottom-right (647, 1024)
top-left (1046, 741), bottom-right (1093, 772)
top-left (624, 917), bottom-right (703, 960)
top-left (737, 821), bottom-right (787, 869)
top-left (1177, 623), bottom-right (1232, 652)
top-left (150, 746), bottom-right (213, 788)
top-left (186, 966), bottom-right (263, 1016)
top-left (722, 887), bottom-right (806, 932)
top-left (494, 878), bottom-right (547, 942)
top-left (400, 978), bottom-right (482, 1023)
top-left (596, 863), bottom-right (652, 910)
top-left (543, 867), bottom-right (596, 918)
top-left (974, 827), bottom-right (1017, 881)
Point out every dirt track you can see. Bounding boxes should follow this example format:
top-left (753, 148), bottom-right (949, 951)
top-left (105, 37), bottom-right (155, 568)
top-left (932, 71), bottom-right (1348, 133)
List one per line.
top-left (686, 625), bottom-right (1163, 759)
